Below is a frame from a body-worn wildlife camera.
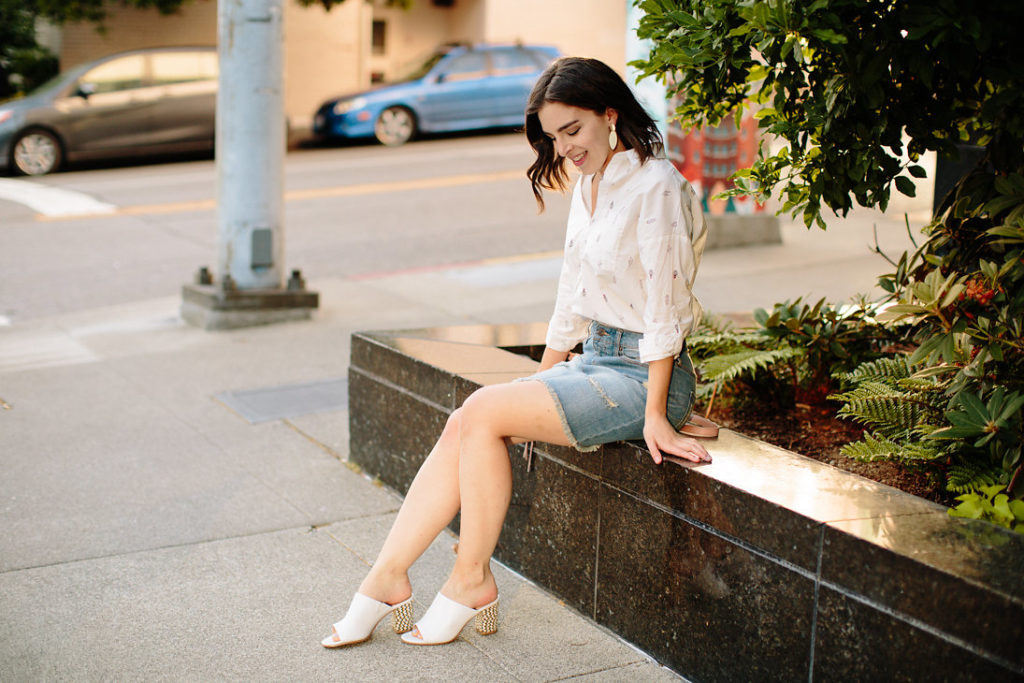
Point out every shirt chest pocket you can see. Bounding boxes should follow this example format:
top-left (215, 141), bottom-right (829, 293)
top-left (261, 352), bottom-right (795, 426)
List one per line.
top-left (581, 212), bottom-right (639, 276)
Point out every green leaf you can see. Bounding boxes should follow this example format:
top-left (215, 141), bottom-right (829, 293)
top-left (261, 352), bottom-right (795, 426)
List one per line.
top-left (928, 425), bottom-right (982, 440)
top-left (993, 495), bottom-right (1014, 524)
top-left (1003, 447), bottom-right (1022, 472)
top-left (949, 496), bottom-right (984, 519)
top-left (958, 391), bottom-right (990, 423)
top-left (910, 335), bottom-right (944, 364)
top-left (995, 394), bottom-right (1024, 424)
top-left (880, 303), bottom-right (928, 316)
top-left (895, 176), bottom-right (916, 197)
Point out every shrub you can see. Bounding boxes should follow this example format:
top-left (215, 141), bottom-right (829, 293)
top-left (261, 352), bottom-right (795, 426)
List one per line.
top-left (632, 0), bottom-right (1024, 530)
top-left (689, 297), bottom-right (893, 412)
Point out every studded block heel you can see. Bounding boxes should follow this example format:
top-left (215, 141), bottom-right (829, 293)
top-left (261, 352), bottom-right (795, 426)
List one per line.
top-left (474, 599), bottom-right (499, 635)
top-left (400, 592), bottom-right (499, 646)
top-left (321, 593), bottom-right (414, 648)
top-left (390, 597), bottom-right (414, 633)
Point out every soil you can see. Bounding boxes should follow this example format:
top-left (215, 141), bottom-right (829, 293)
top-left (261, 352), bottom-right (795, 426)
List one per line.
top-left (701, 400), bottom-right (953, 507)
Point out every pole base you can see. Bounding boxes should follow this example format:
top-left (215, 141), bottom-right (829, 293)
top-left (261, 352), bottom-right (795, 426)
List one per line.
top-left (181, 283), bottom-right (319, 331)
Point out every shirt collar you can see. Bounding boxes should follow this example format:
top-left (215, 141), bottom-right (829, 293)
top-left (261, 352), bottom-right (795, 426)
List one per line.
top-left (594, 148), bottom-right (641, 184)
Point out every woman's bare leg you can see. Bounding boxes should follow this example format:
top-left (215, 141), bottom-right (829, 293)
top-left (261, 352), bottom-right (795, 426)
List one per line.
top-left (356, 409), bottom-right (465, 605)
top-left (355, 379), bottom-right (568, 612)
top-left (440, 380), bottom-right (569, 609)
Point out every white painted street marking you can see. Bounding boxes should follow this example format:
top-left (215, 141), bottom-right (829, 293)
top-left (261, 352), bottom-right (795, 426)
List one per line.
top-left (0, 331), bottom-right (99, 374)
top-left (0, 178), bottom-right (117, 217)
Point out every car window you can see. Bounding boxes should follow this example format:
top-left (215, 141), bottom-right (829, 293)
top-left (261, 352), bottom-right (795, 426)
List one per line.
top-left (439, 52), bottom-right (488, 82)
top-left (80, 55), bottom-right (146, 94)
top-left (489, 48), bottom-right (539, 76)
top-left (396, 50), bottom-right (447, 83)
top-left (151, 51), bottom-right (218, 85)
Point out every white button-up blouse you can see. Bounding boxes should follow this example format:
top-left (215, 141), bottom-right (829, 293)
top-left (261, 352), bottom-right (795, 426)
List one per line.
top-left (545, 149), bottom-right (708, 363)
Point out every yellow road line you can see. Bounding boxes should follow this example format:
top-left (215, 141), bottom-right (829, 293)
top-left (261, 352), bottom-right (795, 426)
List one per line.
top-left (36, 169), bottom-right (524, 221)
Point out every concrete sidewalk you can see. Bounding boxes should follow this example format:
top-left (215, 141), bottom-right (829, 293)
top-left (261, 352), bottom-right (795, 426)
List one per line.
top-left (0, 206), bottom-right (924, 681)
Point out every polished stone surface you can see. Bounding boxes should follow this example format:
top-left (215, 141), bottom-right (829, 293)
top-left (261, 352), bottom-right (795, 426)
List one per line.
top-left (602, 438), bottom-right (824, 571)
top-left (351, 334), bottom-right (458, 409)
top-left (498, 450), bottom-right (601, 617)
top-left (823, 514), bottom-right (1024, 668)
top-left (347, 367), bottom-right (447, 494)
top-left (814, 586), bottom-right (1019, 681)
top-left (348, 322), bottom-right (1024, 680)
top-left (597, 488), bottom-right (814, 681)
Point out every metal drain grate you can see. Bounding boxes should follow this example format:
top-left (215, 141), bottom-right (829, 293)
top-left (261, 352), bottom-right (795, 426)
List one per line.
top-left (216, 378), bottom-right (347, 424)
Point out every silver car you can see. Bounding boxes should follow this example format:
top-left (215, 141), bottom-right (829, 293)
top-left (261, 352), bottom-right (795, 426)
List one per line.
top-left (0, 46), bottom-right (217, 176)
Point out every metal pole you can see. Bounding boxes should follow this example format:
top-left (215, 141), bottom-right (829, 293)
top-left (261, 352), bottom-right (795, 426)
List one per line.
top-left (216, 0), bottom-right (285, 291)
top-left (182, 0), bottom-right (315, 329)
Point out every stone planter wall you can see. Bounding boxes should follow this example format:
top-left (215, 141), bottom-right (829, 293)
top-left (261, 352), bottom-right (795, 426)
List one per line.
top-left (348, 324), bottom-right (1024, 682)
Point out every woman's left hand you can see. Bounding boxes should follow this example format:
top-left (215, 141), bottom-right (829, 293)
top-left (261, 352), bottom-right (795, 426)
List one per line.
top-left (642, 413), bottom-right (711, 465)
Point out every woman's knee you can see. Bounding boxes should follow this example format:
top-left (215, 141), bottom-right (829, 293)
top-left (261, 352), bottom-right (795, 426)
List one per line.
top-left (441, 408), bottom-right (463, 443)
top-left (458, 387), bottom-right (504, 440)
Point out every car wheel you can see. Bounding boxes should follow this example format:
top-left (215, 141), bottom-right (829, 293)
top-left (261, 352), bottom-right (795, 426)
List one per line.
top-left (11, 129), bottom-right (63, 176)
top-left (374, 106), bottom-right (416, 146)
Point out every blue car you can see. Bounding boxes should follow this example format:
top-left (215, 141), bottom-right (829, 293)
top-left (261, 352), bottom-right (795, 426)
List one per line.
top-left (312, 43), bottom-right (560, 146)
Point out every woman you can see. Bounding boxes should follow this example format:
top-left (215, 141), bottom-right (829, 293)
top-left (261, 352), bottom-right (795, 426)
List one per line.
top-left (322, 56), bottom-right (711, 649)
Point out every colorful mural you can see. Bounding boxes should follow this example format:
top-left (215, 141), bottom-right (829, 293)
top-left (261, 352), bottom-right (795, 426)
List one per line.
top-left (666, 113), bottom-right (766, 215)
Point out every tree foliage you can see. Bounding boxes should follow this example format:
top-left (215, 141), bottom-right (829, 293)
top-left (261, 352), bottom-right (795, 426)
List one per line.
top-left (633, 0), bottom-right (1024, 530)
top-left (632, 0), bottom-right (1024, 228)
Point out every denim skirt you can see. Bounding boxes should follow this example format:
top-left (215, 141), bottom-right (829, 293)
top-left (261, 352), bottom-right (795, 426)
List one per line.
top-left (523, 321), bottom-right (697, 452)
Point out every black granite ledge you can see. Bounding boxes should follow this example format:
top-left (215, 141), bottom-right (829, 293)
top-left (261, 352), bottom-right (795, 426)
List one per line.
top-left (348, 324), bottom-right (1024, 681)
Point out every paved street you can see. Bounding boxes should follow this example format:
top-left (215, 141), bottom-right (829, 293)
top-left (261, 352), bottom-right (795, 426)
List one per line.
top-left (0, 134), bottom-right (933, 680)
top-left (0, 133), bottom-right (569, 322)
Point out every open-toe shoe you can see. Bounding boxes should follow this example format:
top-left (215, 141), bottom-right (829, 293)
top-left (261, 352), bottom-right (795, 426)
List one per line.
top-left (400, 592), bottom-right (498, 646)
top-left (321, 593), bottom-right (414, 648)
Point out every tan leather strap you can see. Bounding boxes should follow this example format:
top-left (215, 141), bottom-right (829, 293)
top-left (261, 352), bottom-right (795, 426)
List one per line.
top-left (680, 414), bottom-right (720, 438)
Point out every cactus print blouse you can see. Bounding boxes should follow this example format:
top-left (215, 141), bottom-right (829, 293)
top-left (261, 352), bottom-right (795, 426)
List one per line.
top-left (545, 149), bottom-right (708, 363)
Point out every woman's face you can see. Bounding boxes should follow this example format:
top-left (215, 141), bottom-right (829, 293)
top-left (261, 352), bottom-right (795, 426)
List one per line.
top-left (537, 102), bottom-right (617, 176)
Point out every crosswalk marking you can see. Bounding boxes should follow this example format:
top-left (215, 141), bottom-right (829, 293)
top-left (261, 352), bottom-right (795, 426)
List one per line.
top-left (0, 331), bottom-right (99, 375)
top-left (0, 178), bottom-right (117, 217)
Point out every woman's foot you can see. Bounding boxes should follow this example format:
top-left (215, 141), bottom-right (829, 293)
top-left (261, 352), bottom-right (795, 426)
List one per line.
top-left (321, 593), bottom-right (414, 648)
top-left (400, 593), bottom-right (499, 646)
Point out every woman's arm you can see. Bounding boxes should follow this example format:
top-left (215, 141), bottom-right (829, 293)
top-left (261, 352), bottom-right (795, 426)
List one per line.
top-left (537, 347), bottom-right (570, 373)
top-left (643, 356), bottom-right (711, 465)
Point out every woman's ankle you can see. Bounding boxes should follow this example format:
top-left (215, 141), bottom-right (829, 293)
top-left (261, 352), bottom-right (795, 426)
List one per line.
top-left (358, 566), bottom-right (412, 605)
top-left (442, 563), bottom-right (498, 608)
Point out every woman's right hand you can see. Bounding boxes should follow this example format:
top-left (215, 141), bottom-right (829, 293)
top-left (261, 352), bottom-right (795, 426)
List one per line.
top-left (642, 412), bottom-right (711, 465)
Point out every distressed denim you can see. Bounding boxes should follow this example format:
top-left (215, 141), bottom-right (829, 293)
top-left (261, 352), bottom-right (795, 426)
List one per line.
top-left (525, 321), bottom-right (696, 451)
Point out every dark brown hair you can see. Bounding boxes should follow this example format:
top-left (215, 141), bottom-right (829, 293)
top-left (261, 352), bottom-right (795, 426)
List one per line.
top-left (525, 57), bottom-right (663, 210)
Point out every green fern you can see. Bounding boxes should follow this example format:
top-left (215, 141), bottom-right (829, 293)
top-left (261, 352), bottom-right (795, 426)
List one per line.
top-left (835, 356), bottom-right (912, 385)
top-left (688, 331), bottom-right (766, 356)
top-left (840, 431), bottom-right (944, 462)
top-left (698, 347), bottom-right (802, 383)
top-left (832, 381), bottom-right (945, 439)
top-left (896, 376), bottom-right (950, 393)
top-left (839, 432), bottom-right (904, 461)
top-left (947, 462), bottom-right (1005, 494)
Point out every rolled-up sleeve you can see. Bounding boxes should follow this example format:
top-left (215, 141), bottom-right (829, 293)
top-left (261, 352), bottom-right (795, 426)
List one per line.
top-left (636, 176), bottom-right (705, 362)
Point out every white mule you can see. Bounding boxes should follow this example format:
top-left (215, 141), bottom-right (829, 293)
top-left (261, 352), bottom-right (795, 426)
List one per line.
top-left (321, 593), bottom-right (414, 648)
top-left (400, 592), bottom-right (499, 646)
